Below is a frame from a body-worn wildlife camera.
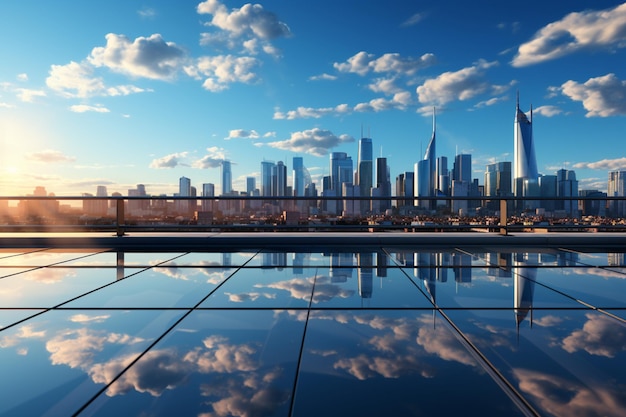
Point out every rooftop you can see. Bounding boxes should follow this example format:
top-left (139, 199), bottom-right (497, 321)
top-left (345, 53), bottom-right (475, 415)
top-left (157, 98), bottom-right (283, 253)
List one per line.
top-left (1, 232), bottom-right (625, 416)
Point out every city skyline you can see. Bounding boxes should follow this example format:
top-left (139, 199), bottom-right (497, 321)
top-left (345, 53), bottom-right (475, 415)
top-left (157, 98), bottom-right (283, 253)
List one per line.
top-left (1, 0), bottom-right (626, 197)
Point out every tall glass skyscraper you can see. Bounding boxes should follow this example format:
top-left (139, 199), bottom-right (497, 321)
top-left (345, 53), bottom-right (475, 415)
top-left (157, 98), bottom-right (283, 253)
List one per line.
top-left (415, 108), bottom-right (436, 209)
top-left (608, 170), bottom-right (626, 217)
top-left (514, 95), bottom-right (538, 184)
top-left (261, 160), bottom-right (275, 197)
top-left (292, 157), bottom-right (305, 197)
top-left (357, 138), bottom-right (373, 213)
top-left (330, 152), bottom-right (353, 196)
top-left (220, 160), bottom-right (232, 195)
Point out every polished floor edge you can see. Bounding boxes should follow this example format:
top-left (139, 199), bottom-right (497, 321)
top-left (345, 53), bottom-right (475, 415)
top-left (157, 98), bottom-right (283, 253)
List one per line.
top-left (2, 231), bottom-right (626, 250)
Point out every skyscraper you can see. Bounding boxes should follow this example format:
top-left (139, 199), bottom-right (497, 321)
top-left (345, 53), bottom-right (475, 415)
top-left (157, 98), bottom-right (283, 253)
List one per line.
top-left (556, 169), bottom-right (578, 217)
top-left (272, 161), bottom-right (287, 196)
top-left (485, 162), bottom-right (512, 212)
top-left (608, 170), bottom-right (626, 217)
top-left (357, 137), bottom-right (373, 213)
top-left (261, 160), bottom-right (275, 197)
top-left (376, 157), bottom-right (391, 212)
top-left (330, 152), bottom-right (353, 196)
top-left (415, 108), bottom-right (436, 210)
top-left (201, 183), bottom-right (215, 212)
top-left (220, 160), bottom-right (232, 195)
top-left (514, 94), bottom-right (538, 193)
top-left (292, 157), bottom-right (305, 197)
top-left (246, 177), bottom-right (256, 195)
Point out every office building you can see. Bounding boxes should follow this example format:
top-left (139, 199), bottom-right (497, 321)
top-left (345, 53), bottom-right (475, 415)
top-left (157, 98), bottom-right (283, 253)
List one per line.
top-left (375, 157), bottom-right (391, 213)
top-left (484, 162), bottom-right (512, 211)
top-left (556, 169), bottom-right (579, 218)
top-left (272, 161), bottom-right (287, 197)
top-left (330, 152), bottom-right (353, 197)
top-left (357, 137), bottom-right (373, 214)
top-left (220, 160), bottom-right (232, 195)
top-left (608, 170), bottom-right (626, 218)
top-left (514, 94), bottom-right (539, 210)
top-left (261, 161), bottom-right (275, 197)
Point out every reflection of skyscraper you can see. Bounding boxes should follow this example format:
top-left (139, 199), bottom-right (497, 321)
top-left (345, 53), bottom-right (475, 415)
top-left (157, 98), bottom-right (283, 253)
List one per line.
top-left (330, 252), bottom-right (354, 282)
top-left (513, 253), bottom-right (536, 328)
top-left (357, 253), bottom-right (373, 299)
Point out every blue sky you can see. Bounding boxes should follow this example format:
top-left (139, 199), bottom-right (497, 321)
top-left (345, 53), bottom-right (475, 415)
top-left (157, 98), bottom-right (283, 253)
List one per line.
top-left (1, 0), bottom-right (625, 196)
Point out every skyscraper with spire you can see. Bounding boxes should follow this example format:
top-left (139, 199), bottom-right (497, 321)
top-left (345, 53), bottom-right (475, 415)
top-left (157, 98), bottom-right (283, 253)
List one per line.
top-left (514, 94), bottom-right (538, 206)
top-left (415, 107), bottom-right (436, 209)
top-left (357, 137), bottom-right (373, 214)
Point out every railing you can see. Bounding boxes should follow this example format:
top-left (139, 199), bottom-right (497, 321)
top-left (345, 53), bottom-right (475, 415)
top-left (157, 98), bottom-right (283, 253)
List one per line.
top-left (0, 195), bottom-right (624, 235)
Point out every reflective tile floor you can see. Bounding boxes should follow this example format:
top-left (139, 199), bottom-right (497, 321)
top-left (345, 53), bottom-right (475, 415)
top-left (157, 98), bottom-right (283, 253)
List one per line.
top-left (1, 247), bottom-right (625, 417)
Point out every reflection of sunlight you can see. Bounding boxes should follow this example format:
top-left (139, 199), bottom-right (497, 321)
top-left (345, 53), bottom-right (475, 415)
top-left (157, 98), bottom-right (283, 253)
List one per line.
top-left (514, 368), bottom-right (626, 417)
top-left (562, 313), bottom-right (626, 358)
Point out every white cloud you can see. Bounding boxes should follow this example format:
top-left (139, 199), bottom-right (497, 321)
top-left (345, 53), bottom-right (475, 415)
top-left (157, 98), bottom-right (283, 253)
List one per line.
top-left (401, 13), bottom-right (425, 27)
top-left (533, 105), bottom-right (563, 117)
top-left (560, 73), bottom-right (626, 117)
top-left (354, 91), bottom-right (412, 112)
top-left (266, 128), bottom-right (354, 156)
top-left (149, 152), bottom-right (189, 169)
top-left (15, 88), bottom-right (46, 103)
top-left (273, 104), bottom-right (350, 120)
top-left (197, 0), bottom-right (291, 40)
top-left (416, 60), bottom-right (499, 106)
top-left (512, 3), bottom-right (626, 66)
top-left (138, 7), bottom-right (156, 19)
top-left (186, 55), bottom-right (260, 92)
top-left (334, 51), bottom-right (436, 76)
top-left (308, 73), bottom-right (337, 81)
top-left (47, 61), bottom-right (105, 98)
top-left (25, 149), bottom-right (76, 163)
top-left (474, 96), bottom-right (507, 108)
top-left (0, 102), bottom-right (15, 108)
top-left (69, 104), bottom-right (110, 113)
top-left (89, 33), bottom-right (186, 80)
top-left (193, 146), bottom-right (227, 169)
top-left (562, 314), bottom-right (626, 357)
top-left (16, 73), bottom-right (28, 82)
top-left (225, 129), bottom-right (274, 140)
top-left (573, 157), bottom-right (626, 171)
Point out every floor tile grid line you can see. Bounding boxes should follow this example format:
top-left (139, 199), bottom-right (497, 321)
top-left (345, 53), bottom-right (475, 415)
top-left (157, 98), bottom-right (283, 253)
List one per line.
top-left (0, 252), bottom-right (191, 333)
top-left (71, 250), bottom-right (261, 417)
top-left (382, 248), bottom-right (436, 303)
top-left (0, 250), bottom-right (113, 280)
top-left (386, 247), bottom-right (541, 417)
top-left (287, 267), bottom-right (319, 417)
top-left (474, 251), bottom-right (626, 325)
top-left (0, 248), bottom-right (49, 261)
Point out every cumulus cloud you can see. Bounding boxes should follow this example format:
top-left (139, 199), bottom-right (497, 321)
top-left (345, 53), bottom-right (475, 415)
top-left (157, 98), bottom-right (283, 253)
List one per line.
top-left (197, 0), bottom-right (291, 40)
top-left (266, 128), bottom-right (354, 156)
top-left (149, 152), bottom-right (189, 169)
top-left (186, 55), bottom-right (260, 92)
top-left (534, 105), bottom-right (563, 117)
top-left (560, 73), bottom-right (626, 117)
top-left (225, 129), bottom-right (274, 140)
top-left (15, 88), bottom-right (46, 103)
top-left (25, 149), bottom-right (76, 163)
top-left (69, 104), bottom-right (110, 113)
top-left (334, 51), bottom-right (436, 76)
top-left (89, 33), bottom-right (186, 80)
top-left (197, 0), bottom-right (290, 57)
top-left (273, 104), bottom-right (350, 120)
top-left (17, 73), bottom-right (28, 82)
top-left (573, 157), bottom-right (626, 170)
top-left (46, 60), bottom-right (148, 98)
top-left (354, 92), bottom-right (412, 112)
top-left (416, 60), bottom-right (500, 106)
top-left (512, 3), bottom-right (626, 66)
top-left (193, 146), bottom-right (227, 169)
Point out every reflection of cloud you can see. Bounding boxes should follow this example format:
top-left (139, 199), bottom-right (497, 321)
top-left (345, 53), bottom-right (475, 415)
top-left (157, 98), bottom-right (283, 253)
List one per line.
top-left (24, 268), bottom-right (77, 283)
top-left (534, 315), bottom-right (563, 327)
top-left (185, 335), bottom-right (259, 373)
top-left (47, 328), bottom-right (145, 369)
top-left (225, 292), bottom-right (276, 302)
top-left (92, 349), bottom-right (188, 397)
top-left (334, 352), bottom-right (434, 380)
top-left (70, 314), bottom-right (111, 324)
top-left (514, 368), bottom-right (626, 417)
top-left (562, 313), bottom-right (626, 358)
top-left (255, 275), bottom-right (354, 303)
top-left (0, 324), bottom-right (46, 349)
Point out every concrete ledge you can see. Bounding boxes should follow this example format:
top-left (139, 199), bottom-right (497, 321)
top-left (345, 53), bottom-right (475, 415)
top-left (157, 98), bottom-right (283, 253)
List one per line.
top-left (1, 232), bottom-right (626, 251)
